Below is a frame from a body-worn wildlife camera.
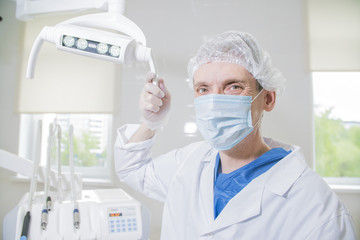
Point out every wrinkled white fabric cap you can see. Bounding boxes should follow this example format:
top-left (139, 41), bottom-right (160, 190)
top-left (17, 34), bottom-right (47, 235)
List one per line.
top-left (187, 31), bottom-right (286, 96)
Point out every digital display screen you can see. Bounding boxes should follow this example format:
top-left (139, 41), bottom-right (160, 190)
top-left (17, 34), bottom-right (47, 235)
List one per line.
top-left (109, 212), bottom-right (123, 217)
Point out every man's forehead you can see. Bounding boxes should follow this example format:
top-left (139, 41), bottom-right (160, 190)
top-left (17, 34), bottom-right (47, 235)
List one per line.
top-left (193, 63), bottom-right (257, 86)
top-left (195, 62), bottom-right (253, 76)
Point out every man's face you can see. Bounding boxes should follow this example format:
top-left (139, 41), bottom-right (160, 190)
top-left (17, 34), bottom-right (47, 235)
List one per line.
top-left (193, 62), bottom-right (259, 98)
top-left (193, 62), bottom-right (267, 132)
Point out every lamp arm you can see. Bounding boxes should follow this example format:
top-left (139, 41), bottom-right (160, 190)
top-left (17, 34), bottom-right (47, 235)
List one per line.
top-left (26, 26), bottom-right (58, 79)
top-left (16, 0), bottom-right (120, 21)
top-left (60, 12), bottom-right (147, 45)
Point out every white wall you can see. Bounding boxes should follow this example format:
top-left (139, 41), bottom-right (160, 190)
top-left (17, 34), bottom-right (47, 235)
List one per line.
top-left (0, 0), bottom-right (25, 237)
top-left (1, 0), bottom-right (359, 239)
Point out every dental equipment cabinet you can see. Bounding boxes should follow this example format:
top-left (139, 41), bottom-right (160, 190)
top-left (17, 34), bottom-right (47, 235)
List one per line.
top-left (1, 121), bottom-right (149, 240)
top-left (2, 0), bottom-right (158, 238)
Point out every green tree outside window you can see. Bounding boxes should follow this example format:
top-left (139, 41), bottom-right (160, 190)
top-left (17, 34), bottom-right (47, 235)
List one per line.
top-left (315, 108), bottom-right (360, 177)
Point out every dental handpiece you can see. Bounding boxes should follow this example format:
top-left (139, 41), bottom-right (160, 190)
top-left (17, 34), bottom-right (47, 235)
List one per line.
top-left (73, 207), bottom-right (80, 229)
top-left (41, 209), bottom-right (48, 230)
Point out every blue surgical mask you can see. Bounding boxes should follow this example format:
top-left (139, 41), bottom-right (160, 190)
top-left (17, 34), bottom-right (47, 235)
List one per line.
top-left (194, 90), bottom-right (263, 151)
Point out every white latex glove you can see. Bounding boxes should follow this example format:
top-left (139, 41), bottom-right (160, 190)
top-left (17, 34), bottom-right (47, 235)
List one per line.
top-left (139, 72), bottom-right (171, 130)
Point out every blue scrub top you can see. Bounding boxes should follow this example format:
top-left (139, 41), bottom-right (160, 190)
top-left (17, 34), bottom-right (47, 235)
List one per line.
top-left (213, 148), bottom-right (291, 219)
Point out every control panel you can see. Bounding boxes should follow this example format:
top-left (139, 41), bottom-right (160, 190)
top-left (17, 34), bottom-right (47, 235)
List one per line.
top-left (108, 206), bottom-right (139, 234)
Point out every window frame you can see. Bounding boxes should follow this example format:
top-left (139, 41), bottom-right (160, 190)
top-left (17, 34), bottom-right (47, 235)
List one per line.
top-left (18, 113), bottom-right (115, 185)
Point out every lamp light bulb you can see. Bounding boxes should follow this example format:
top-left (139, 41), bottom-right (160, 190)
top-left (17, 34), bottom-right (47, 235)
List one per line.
top-left (109, 45), bottom-right (121, 57)
top-left (97, 43), bottom-right (109, 54)
top-left (76, 38), bottom-right (88, 50)
top-left (63, 36), bottom-right (75, 47)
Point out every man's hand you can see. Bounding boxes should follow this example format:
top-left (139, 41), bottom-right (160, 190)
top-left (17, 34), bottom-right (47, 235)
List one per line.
top-left (139, 71), bottom-right (171, 131)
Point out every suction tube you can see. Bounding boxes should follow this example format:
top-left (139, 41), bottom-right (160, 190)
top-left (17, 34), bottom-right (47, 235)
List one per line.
top-left (69, 125), bottom-right (75, 203)
top-left (27, 120), bottom-right (43, 211)
top-left (69, 125), bottom-right (80, 229)
top-left (20, 211), bottom-right (30, 240)
top-left (55, 125), bottom-right (63, 203)
top-left (41, 123), bottom-right (55, 230)
top-left (44, 124), bottom-right (54, 211)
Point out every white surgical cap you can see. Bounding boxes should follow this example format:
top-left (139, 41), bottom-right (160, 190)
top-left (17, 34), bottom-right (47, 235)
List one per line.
top-left (187, 31), bottom-right (286, 96)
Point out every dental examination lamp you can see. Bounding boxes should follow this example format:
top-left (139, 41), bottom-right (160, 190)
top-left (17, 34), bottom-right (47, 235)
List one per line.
top-left (22, 0), bottom-right (159, 83)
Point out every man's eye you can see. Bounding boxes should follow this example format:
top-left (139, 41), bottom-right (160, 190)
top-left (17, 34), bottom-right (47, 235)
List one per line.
top-left (230, 85), bottom-right (241, 90)
top-left (198, 88), bottom-right (208, 93)
top-left (224, 84), bottom-right (244, 95)
top-left (229, 85), bottom-right (243, 91)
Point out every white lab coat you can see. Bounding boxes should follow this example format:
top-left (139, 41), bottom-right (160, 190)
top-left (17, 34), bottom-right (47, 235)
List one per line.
top-left (114, 124), bottom-right (357, 240)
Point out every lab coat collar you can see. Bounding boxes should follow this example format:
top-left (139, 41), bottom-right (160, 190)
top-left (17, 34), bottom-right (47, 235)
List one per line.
top-left (263, 138), bottom-right (308, 197)
top-left (199, 138), bottom-right (308, 236)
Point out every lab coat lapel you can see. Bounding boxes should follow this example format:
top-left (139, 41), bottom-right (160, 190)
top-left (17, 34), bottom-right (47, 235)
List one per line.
top-left (197, 159), bottom-right (265, 237)
top-left (207, 175), bottom-right (264, 234)
top-left (199, 152), bottom-right (217, 225)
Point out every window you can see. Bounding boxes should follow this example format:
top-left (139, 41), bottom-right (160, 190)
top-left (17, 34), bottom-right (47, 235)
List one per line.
top-left (313, 72), bottom-right (360, 183)
top-left (19, 114), bottom-right (113, 182)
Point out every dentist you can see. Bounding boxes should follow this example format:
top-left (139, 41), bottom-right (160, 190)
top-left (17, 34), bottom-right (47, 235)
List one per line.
top-left (114, 31), bottom-right (357, 239)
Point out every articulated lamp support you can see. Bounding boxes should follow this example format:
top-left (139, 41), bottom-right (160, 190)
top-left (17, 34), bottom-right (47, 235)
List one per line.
top-left (25, 0), bottom-right (156, 79)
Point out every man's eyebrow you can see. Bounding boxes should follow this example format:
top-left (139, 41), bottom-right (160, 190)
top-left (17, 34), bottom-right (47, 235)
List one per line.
top-left (224, 79), bottom-right (247, 84)
top-left (193, 81), bottom-right (209, 87)
top-left (193, 79), bottom-right (247, 87)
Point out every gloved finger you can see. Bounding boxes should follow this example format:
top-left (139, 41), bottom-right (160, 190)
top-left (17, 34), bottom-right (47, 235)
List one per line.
top-left (144, 82), bottom-right (165, 98)
top-left (157, 79), bottom-right (170, 98)
top-left (144, 92), bottom-right (163, 107)
top-left (145, 71), bottom-right (157, 84)
top-left (143, 101), bottom-right (161, 113)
